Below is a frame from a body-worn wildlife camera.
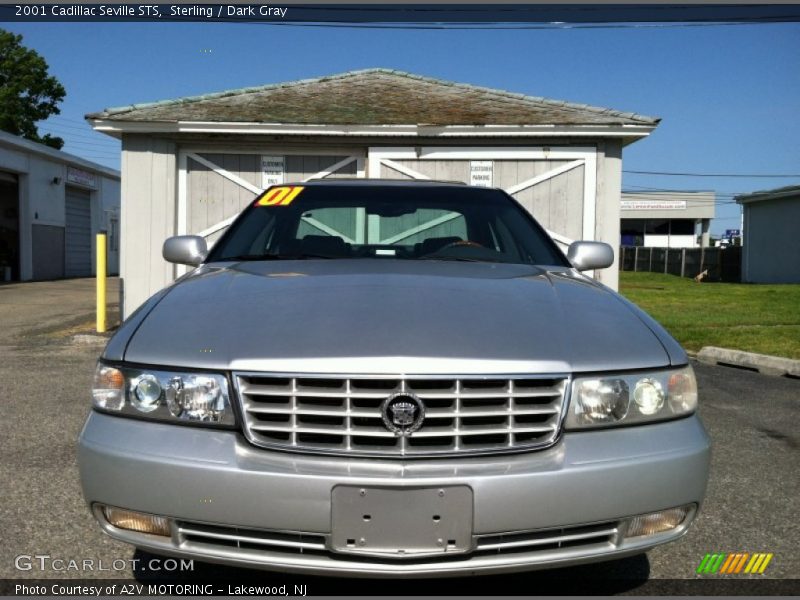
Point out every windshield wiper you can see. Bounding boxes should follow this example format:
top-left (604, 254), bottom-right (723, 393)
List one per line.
top-left (418, 255), bottom-right (489, 263)
top-left (221, 253), bottom-right (336, 261)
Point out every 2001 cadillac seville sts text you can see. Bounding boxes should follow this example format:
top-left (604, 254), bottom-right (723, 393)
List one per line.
top-left (78, 180), bottom-right (711, 577)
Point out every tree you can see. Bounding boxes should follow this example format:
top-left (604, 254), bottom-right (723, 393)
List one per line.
top-left (0, 29), bottom-right (66, 149)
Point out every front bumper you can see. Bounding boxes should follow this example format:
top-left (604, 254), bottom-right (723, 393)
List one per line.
top-left (78, 412), bottom-right (711, 577)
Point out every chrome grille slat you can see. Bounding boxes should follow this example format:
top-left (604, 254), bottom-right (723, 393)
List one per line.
top-left (250, 424), bottom-right (398, 437)
top-left (245, 406), bottom-right (559, 418)
top-left (411, 426), bottom-right (553, 437)
top-left (241, 387), bottom-right (562, 400)
top-left (178, 526), bottom-right (327, 551)
top-left (476, 527), bottom-right (618, 551)
top-left (176, 522), bottom-right (328, 554)
top-left (235, 373), bottom-right (568, 457)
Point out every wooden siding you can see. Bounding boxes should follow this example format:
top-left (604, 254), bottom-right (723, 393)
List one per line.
top-left (594, 140), bottom-right (622, 289)
top-left (187, 153), bottom-right (357, 238)
top-left (120, 135), bottom-right (176, 317)
top-left (285, 155), bottom-right (357, 181)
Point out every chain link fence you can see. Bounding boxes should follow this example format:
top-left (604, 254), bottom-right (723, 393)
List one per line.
top-left (620, 246), bottom-right (741, 282)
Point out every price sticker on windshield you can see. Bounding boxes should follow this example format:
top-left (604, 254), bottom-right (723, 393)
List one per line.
top-left (255, 186), bottom-right (304, 207)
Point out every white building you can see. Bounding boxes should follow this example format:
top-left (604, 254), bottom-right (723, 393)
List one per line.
top-left (620, 191), bottom-right (715, 248)
top-left (0, 130), bottom-right (120, 281)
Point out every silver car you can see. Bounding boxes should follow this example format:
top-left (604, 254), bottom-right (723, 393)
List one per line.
top-left (79, 180), bottom-right (710, 577)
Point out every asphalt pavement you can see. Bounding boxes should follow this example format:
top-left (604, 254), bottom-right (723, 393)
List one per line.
top-left (1, 278), bottom-right (798, 595)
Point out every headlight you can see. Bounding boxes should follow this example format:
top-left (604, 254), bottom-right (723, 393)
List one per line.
top-left (633, 378), bottom-right (664, 415)
top-left (565, 365), bottom-right (697, 429)
top-left (571, 378), bottom-right (629, 424)
top-left (91, 363), bottom-right (235, 427)
top-left (132, 374), bottom-right (162, 413)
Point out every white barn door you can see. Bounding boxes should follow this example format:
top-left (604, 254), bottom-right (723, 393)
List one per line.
top-left (174, 151), bottom-right (365, 275)
top-left (368, 147), bottom-right (596, 251)
top-left (178, 151), bottom-right (365, 247)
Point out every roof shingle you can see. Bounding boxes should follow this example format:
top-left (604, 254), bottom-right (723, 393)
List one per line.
top-left (87, 68), bottom-right (659, 127)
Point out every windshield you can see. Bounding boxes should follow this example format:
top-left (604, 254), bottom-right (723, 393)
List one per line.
top-left (207, 184), bottom-right (569, 267)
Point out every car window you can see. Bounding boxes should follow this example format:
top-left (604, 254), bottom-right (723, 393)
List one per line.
top-left (207, 184), bottom-right (568, 267)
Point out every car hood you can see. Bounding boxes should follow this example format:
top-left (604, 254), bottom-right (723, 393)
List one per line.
top-left (120, 260), bottom-right (674, 374)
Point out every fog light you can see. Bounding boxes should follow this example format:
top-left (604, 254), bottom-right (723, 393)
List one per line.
top-left (625, 506), bottom-right (691, 538)
top-left (103, 506), bottom-right (171, 537)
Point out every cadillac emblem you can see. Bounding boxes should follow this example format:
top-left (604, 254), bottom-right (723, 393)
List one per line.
top-left (381, 392), bottom-right (425, 435)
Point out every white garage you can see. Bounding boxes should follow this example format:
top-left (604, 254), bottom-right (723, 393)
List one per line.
top-left (87, 69), bottom-right (659, 317)
top-left (0, 130), bottom-right (120, 282)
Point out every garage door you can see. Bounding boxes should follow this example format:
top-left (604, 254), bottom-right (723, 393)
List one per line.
top-left (368, 147), bottom-right (596, 251)
top-left (65, 187), bottom-right (92, 277)
top-left (183, 152), bottom-right (364, 246)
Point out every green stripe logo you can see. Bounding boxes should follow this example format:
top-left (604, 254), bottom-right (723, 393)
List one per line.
top-left (697, 552), bottom-right (774, 575)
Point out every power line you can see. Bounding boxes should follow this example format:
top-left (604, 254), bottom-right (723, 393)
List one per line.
top-left (258, 6), bottom-right (800, 14)
top-left (46, 141), bottom-right (119, 153)
top-left (624, 170), bottom-right (800, 178)
top-left (231, 20), bottom-right (796, 31)
top-left (623, 184), bottom-right (719, 192)
top-left (40, 125), bottom-right (119, 141)
top-left (57, 139), bottom-right (120, 150)
top-left (60, 146), bottom-right (119, 156)
top-left (623, 188), bottom-right (740, 196)
top-left (212, 14), bottom-right (800, 30)
top-left (42, 119), bottom-right (96, 131)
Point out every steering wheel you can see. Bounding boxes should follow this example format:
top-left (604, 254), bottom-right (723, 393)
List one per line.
top-left (441, 240), bottom-right (485, 250)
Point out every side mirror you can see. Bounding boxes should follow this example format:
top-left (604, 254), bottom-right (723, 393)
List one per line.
top-left (163, 235), bottom-right (207, 266)
top-left (567, 241), bottom-right (614, 272)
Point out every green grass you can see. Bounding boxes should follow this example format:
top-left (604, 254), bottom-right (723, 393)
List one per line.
top-left (619, 272), bottom-right (800, 359)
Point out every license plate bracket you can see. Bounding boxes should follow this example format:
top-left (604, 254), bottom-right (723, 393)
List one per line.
top-left (330, 485), bottom-right (473, 557)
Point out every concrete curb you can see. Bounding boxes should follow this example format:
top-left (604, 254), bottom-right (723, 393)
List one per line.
top-left (72, 334), bottom-right (110, 346)
top-left (697, 346), bottom-right (800, 378)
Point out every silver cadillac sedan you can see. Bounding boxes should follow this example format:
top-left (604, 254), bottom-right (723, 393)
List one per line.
top-left (79, 180), bottom-right (710, 577)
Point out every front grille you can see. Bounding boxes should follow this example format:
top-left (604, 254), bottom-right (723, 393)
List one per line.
top-left (175, 519), bottom-right (619, 564)
top-left (234, 373), bottom-right (568, 457)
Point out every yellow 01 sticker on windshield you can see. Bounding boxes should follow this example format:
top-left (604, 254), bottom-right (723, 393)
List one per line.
top-left (255, 186), bottom-right (304, 207)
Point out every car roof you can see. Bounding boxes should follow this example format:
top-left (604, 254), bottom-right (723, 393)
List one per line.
top-left (289, 178), bottom-right (472, 189)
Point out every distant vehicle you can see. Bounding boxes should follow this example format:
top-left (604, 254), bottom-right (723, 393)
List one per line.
top-left (79, 180), bottom-right (710, 576)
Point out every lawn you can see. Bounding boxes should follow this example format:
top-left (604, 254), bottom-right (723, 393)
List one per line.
top-left (619, 272), bottom-right (800, 359)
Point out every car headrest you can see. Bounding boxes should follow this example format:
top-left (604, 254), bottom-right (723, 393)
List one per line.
top-left (277, 239), bottom-right (302, 256)
top-left (419, 236), bottom-right (463, 256)
top-left (301, 235), bottom-right (350, 257)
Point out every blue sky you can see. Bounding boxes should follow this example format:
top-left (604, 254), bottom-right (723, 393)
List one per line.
top-left (4, 21), bottom-right (799, 235)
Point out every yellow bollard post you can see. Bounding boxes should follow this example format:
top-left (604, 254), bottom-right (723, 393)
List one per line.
top-left (96, 232), bottom-right (107, 333)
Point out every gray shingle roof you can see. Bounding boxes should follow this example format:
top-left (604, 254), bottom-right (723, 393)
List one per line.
top-left (87, 68), bottom-right (659, 127)
top-left (736, 185), bottom-right (800, 204)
